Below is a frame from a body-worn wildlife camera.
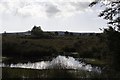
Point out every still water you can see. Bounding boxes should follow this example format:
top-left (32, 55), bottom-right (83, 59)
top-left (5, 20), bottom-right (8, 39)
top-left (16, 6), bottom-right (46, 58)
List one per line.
top-left (1, 55), bottom-right (102, 78)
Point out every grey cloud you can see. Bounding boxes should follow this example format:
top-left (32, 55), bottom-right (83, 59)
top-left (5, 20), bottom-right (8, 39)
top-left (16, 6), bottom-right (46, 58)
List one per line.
top-left (45, 4), bottom-right (60, 17)
top-left (0, 0), bottom-right (92, 18)
top-left (70, 2), bottom-right (90, 11)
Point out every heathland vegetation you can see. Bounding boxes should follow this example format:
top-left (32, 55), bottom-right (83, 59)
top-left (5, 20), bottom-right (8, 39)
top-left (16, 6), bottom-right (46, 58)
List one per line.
top-left (2, 26), bottom-right (105, 64)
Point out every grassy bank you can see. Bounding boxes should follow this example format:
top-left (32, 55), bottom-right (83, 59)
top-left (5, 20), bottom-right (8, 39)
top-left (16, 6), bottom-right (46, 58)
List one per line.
top-left (2, 67), bottom-right (102, 78)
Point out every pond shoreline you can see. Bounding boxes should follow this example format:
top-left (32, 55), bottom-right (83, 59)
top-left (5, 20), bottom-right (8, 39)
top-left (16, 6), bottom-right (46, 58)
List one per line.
top-left (2, 67), bottom-right (102, 78)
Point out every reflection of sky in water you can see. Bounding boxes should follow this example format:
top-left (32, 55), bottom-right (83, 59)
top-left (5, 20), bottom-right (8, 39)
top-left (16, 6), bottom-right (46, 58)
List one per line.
top-left (1, 55), bottom-right (101, 73)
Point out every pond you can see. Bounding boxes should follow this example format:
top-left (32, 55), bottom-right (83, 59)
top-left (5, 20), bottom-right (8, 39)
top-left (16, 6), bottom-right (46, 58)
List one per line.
top-left (1, 55), bottom-right (103, 78)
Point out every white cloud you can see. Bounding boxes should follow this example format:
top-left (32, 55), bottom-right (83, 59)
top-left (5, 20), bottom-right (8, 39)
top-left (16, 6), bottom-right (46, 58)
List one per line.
top-left (0, 0), bottom-right (94, 18)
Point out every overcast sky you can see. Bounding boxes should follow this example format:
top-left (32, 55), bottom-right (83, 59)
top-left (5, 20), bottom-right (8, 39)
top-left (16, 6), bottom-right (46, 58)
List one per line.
top-left (0, 0), bottom-right (107, 33)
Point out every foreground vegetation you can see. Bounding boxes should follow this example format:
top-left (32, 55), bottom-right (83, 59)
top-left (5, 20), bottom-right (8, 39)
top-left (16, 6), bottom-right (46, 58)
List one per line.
top-left (2, 32), bottom-right (106, 63)
top-left (2, 67), bottom-right (102, 79)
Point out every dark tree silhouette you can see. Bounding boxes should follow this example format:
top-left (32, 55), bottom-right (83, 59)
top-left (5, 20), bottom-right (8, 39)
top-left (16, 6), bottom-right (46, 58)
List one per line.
top-left (64, 31), bottom-right (69, 35)
top-left (55, 32), bottom-right (58, 35)
top-left (31, 25), bottom-right (43, 36)
top-left (90, 0), bottom-right (120, 75)
top-left (90, 0), bottom-right (120, 31)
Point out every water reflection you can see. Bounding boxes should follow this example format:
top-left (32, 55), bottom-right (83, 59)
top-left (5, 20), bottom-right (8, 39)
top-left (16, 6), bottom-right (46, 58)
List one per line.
top-left (1, 55), bottom-right (101, 73)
